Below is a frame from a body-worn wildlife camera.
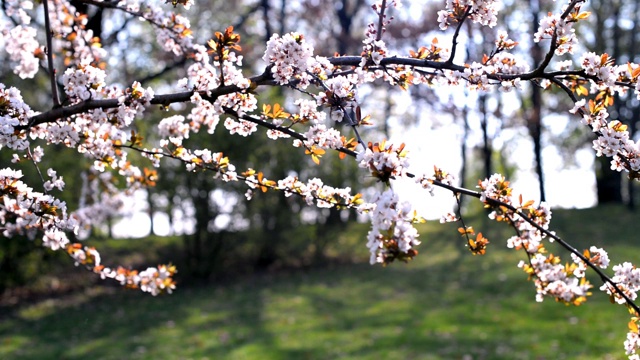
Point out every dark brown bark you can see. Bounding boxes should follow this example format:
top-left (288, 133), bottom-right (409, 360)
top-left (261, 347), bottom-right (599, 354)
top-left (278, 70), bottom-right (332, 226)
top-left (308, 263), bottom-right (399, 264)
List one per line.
top-left (529, 0), bottom-right (546, 201)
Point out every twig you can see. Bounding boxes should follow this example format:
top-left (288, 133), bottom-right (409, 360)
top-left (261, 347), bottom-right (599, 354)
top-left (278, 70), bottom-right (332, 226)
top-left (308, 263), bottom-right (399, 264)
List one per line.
top-left (446, 6), bottom-right (473, 65)
top-left (375, 0), bottom-right (387, 42)
top-left (42, 0), bottom-right (61, 107)
top-left (26, 147), bottom-right (48, 192)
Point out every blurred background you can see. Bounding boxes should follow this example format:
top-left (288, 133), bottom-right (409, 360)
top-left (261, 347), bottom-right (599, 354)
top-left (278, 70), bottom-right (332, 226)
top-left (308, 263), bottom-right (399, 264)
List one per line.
top-left (2, 0), bottom-right (640, 359)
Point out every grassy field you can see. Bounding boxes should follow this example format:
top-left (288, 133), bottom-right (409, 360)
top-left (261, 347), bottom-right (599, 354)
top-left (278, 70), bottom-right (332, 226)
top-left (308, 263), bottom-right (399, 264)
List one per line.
top-left (1, 205), bottom-right (640, 359)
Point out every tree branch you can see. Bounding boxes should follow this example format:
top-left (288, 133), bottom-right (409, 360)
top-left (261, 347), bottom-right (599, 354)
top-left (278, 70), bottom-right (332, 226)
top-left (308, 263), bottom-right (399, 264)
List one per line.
top-left (430, 178), bottom-right (640, 314)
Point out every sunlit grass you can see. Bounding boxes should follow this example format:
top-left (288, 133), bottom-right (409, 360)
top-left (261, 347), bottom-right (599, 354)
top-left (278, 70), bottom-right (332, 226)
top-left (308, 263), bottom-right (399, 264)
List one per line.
top-left (1, 205), bottom-right (639, 359)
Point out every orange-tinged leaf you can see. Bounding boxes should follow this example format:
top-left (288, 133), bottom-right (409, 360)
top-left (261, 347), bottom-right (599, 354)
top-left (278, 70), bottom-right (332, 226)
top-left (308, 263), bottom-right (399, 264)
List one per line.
top-left (351, 193), bottom-right (364, 206)
top-left (610, 121), bottom-right (628, 132)
top-left (576, 11), bottom-right (591, 20)
top-left (359, 114), bottom-right (373, 126)
top-left (242, 168), bottom-right (256, 177)
top-left (606, 95), bottom-right (614, 106)
top-left (272, 103), bottom-right (289, 118)
top-left (576, 85), bottom-right (588, 96)
top-left (632, 65), bottom-right (640, 79)
top-left (305, 146), bottom-right (325, 165)
top-left (458, 226), bottom-right (474, 235)
top-left (130, 130), bottom-right (143, 146)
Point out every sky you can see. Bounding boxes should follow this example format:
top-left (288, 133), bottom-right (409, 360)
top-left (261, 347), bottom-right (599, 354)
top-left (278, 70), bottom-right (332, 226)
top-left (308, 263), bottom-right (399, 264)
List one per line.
top-left (388, 120), bottom-right (597, 221)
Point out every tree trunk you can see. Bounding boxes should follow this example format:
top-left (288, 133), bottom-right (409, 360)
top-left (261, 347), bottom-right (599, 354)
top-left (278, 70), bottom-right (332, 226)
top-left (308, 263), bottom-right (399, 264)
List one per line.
top-left (479, 94), bottom-right (492, 180)
top-left (529, 0), bottom-right (546, 202)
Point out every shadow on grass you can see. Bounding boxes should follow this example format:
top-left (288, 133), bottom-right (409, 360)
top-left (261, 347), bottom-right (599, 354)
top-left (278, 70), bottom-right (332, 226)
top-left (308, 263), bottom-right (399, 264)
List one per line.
top-left (0, 242), bottom-right (632, 360)
top-left (2, 205), bottom-right (640, 359)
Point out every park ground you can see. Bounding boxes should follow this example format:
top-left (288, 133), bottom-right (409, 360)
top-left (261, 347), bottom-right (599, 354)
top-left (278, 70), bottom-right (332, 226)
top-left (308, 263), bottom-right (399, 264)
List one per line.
top-left (1, 205), bottom-right (639, 359)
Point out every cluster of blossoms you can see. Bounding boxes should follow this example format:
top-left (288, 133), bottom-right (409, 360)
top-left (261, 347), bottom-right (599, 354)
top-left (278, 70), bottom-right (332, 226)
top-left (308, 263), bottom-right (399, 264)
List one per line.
top-left (453, 62), bottom-right (490, 90)
top-left (140, 143), bottom-right (237, 181)
top-left (1, 0), bottom-right (38, 78)
top-left (187, 92), bottom-right (220, 134)
top-left (38, 79), bottom-right (152, 176)
top-left (3, 0), bottom-right (33, 24)
top-left (217, 52), bottom-right (251, 89)
top-left (625, 332), bottom-right (640, 360)
top-left (124, 81), bottom-right (155, 119)
top-left (275, 175), bottom-right (363, 209)
top-left (62, 66), bottom-right (107, 102)
top-left (44, 169), bottom-right (65, 192)
top-left (158, 115), bottom-right (190, 146)
top-left (180, 45), bottom-right (218, 92)
top-left (293, 99), bottom-right (327, 124)
top-left (356, 141), bottom-right (410, 184)
top-left (0, 85), bottom-right (33, 151)
top-left (487, 53), bottom-right (528, 75)
top-left (316, 75), bottom-right (360, 122)
top-left (263, 32), bottom-right (315, 86)
top-left (486, 52), bottom-right (528, 92)
top-left (494, 30), bottom-right (518, 51)
top-left (518, 253), bottom-right (593, 304)
top-left (533, 10), bottom-right (579, 55)
top-left (353, 139), bottom-right (423, 265)
top-left (181, 46), bottom-right (254, 137)
top-left (479, 174), bottom-right (552, 254)
top-left (599, 262), bottom-right (640, 359)
top-left (66, 243), bottom-right (176, 296)
top-left (474, 174), bottom-right (596, 304)
top-left (219, 92), bottom-right (259, 136)
top-left (569, 82), bottom-right (640, 177)
top-left (477, 174), bottom-right (594, 304)
top-left (580, 52), bottom-right (617, 87)
top-left (437, 0), bottom-right (500, 30)
top-left (0, 168), bottom-right (76, 251)
top-left (152, 9), bottom-right (193, 56)
top-left (223, 115), bottom-right (258, 137)
top-left (293, 125), bottom-right (343, 151)
top-left (360, 0), bottom-right (402, 67)
top-left (592, 120), bottom-right (633, 160)
top-left (2, 25), bottom-right (41, 79)
top-left (602, 262), bottom-right (640, 305)
top-left (361, 23), bottom-right (387, 66)
top-left (365, 189), bottom-right (422, 265)
top-left (105, 0), bottom-right (194, 56)
top-left (181, 33), bottom-right (259, 137)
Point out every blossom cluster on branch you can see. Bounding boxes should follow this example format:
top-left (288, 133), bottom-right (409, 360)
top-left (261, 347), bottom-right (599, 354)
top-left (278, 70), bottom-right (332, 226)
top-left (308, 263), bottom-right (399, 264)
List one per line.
top-left (4, 0), bottom-right (640, 357)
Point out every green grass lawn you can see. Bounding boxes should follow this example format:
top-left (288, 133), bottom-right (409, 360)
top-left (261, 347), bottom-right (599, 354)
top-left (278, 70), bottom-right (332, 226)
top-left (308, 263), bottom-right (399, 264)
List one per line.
top-left (1, 205), bottom-right (640, 359)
